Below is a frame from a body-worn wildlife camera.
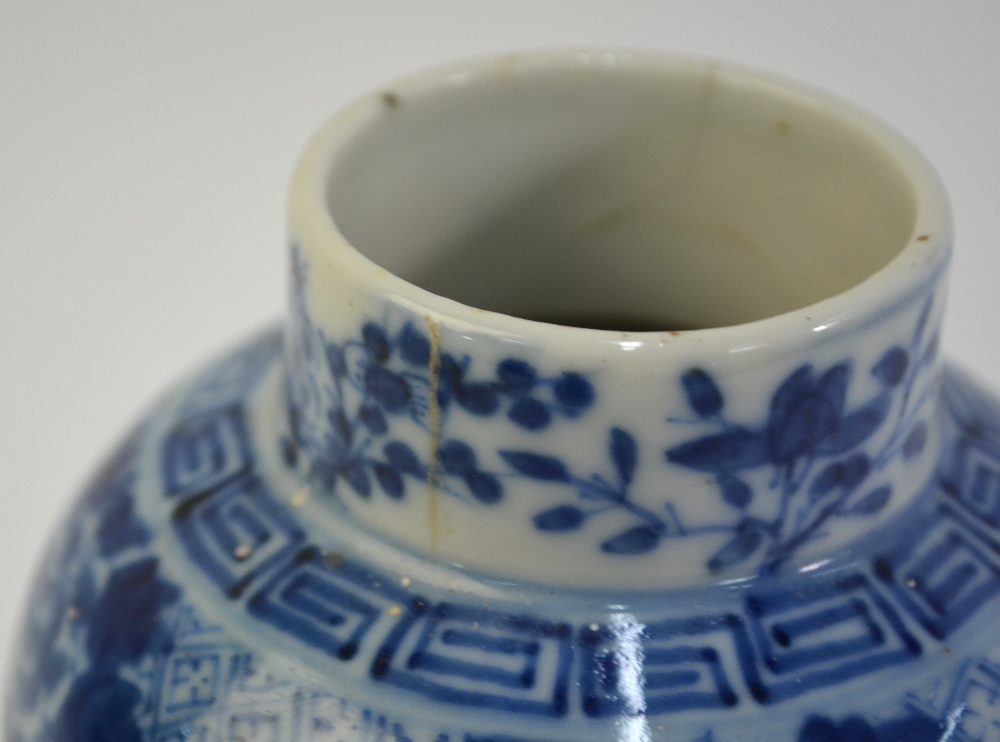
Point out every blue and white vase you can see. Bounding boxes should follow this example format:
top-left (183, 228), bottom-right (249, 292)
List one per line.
top-left (8, 51), bottom-right (996, 742)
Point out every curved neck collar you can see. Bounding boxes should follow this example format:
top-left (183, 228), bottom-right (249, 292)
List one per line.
top-left (281, 242), bottom-right (948, 588)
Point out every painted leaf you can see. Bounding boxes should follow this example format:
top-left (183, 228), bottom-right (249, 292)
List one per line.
top-left (508, 396), bottom-right (551, 430)
top-left (464, 471), bottom-right (503, 504)
top-left (534, 505), bottom-right (586, 531)
top-left (496, 359), bottom-right (537, 393)
top-left (361, 322), bottom-right (390, 363)
top-left (373, 463), bottom-right (404, 499)
top-left (398, 323), bottom-right (431, 366)
top-left (553, 372), bottom-right (595, 410)
top-left (665, 427), bottom-right (769, 474)
top-left (818, 392), bottom-right (891, 456)
top-left (383, 441), bottom-right (423, 476)
top-left (456, 383), bottom-right (499, 416)
top-left (500, 451), bottom-right (571, 482)
top-left (809, 461), bottom-right (845, 501)
top-left (840, 453), bottom-right (870, 489)
top-left (359, 405), bottom-right (388, 435)
top-left (343, 460), bottom-right (371, 497)
top-left (437, 440), bottom-right (477, 475)
top-left (768, 365), bottom-right (815, 435)
top-left (767, 363), bottom-right (849, 464)
top-left (365, 367), bottom-right (410, 413)
top-left (717, 474), bottom-right (753, 508)
top-left (681, 368), bottom-right (723, 418)
top-left (610, 428), bottom-right (638, 486)
top-left (872, 347), bottom-right (909, 387)
top-left (601, 525), bottom-right (661, 555)
top-left (842, 485), bottom-right (891, 516)
top-left (707, 529), bottom-right (764, 572)
top-left (816, 363), bottom-right (851, 418)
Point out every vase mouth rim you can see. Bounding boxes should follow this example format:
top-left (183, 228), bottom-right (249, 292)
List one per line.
top-left (289, 49), bottom-right (952, 357)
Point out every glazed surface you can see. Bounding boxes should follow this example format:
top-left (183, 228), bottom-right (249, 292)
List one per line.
top-left (8, 329), bottom-right (1000, 742)
top-left (281, 52), bottom-right (950, 593)
top-left (283, 241), bottom-right (946, 588)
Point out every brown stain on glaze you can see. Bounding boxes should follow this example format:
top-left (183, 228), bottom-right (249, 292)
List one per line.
top-left (380, 91), bottom-right (400, 109)
top-left (424, 314), bottom-right (443, 553)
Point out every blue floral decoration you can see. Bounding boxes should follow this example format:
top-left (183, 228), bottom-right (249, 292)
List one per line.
top-left (503, 426), bottom-right (734, 556)
top-left (502, 428), bottom-right (687, 555)
top-left (10, 434), bottom-right (182, 742)
top-left (666, 297), bottom-right (939, 573)
top-left (293, 320), bottom-right (594, 505)
top-left (510, 298), bottom-right (939, 571)
top-left (289, 246), bottom-right (938, 574)
top-left (285, 246), bottom-right (595, 506)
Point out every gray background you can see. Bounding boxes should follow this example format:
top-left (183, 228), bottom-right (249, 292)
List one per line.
top-left (1, 1), bottom-right (998, 694)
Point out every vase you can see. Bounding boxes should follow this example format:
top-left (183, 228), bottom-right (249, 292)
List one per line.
top-left (6, 50), bottom-right (993, 742)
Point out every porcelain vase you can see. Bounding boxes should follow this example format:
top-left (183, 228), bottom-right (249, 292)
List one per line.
top-left (7, 51), bottom-right (995, 742)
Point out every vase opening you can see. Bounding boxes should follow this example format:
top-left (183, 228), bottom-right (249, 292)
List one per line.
top-left (325, 56), bottom-right (918, 332)
top-left (285, 52), bottom-right (951, 588)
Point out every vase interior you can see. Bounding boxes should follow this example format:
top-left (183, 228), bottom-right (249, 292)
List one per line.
top-left (326, 60), bottom-right (918, 331)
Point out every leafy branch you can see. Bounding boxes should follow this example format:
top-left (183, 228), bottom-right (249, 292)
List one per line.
top-left (665, 296), bottom-right (938, 573)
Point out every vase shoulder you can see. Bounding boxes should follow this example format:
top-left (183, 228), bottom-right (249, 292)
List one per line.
top-left (9, 329), bottom-right (1000, 742)
top-left (4, 49), bottom-right (971, 742)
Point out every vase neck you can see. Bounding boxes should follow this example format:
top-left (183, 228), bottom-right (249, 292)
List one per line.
top-left (279, 52), bottom-right (952, 588)
top-left (281, 239), bottom-right (948, 588)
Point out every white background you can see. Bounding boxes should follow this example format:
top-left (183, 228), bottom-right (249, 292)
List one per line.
top-left (1, 2), bottom-right (998, 696)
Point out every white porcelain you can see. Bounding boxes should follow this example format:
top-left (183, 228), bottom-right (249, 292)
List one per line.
top-left (15, 52), bottom-right (999, 742)
top-left (286, 51), bottom-right (949, 587)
